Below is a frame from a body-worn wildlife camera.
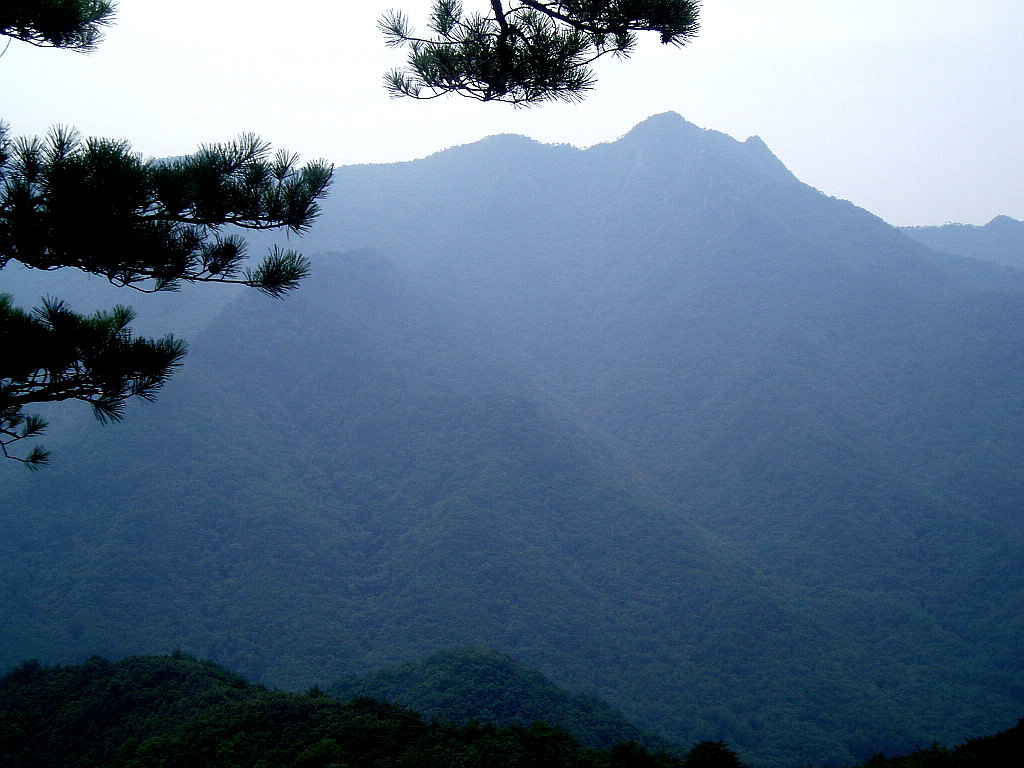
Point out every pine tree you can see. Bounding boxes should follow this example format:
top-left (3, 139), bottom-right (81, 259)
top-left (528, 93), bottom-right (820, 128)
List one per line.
top-left (1, 9), bottom-right (332, 467)
top-left (380, 0), bottom-right (701, 104)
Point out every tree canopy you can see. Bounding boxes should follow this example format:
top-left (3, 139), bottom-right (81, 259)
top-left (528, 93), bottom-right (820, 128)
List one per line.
top-left (0, 124), bottom-right (332, 467)
top-left (0, 125), bottom-right (332, 296)
top-left (381, 0), bottom-right (701, 104)
top-left (0, 9), bottom-right (333, 467)
top-left (0, 0), bottom-right (116, 52)
top-left (0, 654), bottom-right (696, 768)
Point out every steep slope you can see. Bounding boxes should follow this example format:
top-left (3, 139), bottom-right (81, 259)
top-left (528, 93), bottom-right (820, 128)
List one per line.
top-left (3, 114), bottom-right (1024, 767)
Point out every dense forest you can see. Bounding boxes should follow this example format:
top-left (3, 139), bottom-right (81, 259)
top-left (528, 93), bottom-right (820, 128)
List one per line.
top-left (3, 114), bottom-right (1023, 767)
top-left (326, 647), bottom-right (673, 753)
top-left (0, 655), bottom-right (706, 768)
top-left (2, 655), bottom-right (1021, 768)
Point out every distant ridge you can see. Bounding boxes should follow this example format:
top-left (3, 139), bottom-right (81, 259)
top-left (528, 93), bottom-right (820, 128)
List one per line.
top-left (902, 215), bottom-right (1024, 268)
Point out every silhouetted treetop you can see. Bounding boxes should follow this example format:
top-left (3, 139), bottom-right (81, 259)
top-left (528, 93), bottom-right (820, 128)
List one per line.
top-left (381, 0), bottom-right (701, 104)
top-left (0, 125), bottom-right (332, 295)
top-left (0, 122), bottom-right (332, 466)
top-left (0, 0), bottom-right (116, 51)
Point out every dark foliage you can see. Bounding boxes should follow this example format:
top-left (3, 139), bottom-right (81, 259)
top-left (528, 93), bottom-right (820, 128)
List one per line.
top-left (0, 295), bottom-right (186, 467)
top-left (683, 741), bottom-right (745, 768)
top-left (0, 0), bottom-right (115, 51)
top-left (1, 6), bottom-right (333, 467)
top-left (327, 647), bottom-right (675, 753)
top-left (2, 655), bottom-right (1020, 768)
top-left (0, 124), bottom-right (332, 465)
top-left (857, 718), bottom-right (1024, 768)
top-left (0, 125), bottom-right (332, 296)
top-left (0, 654), bottom-right (689, 768)
top-left (381, 0), bottom-right (701, 103)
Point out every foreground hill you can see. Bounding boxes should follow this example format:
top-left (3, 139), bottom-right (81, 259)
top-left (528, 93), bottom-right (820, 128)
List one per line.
top-left (2, 655), bottom-right (1020, 768)
top-left (861, 718), bottom-right (1024, 768)
top-left (2, 114), bottom-right (1023, 766)
top-left (327, 647), bottom-right (673, 753)
top-left (0, 655), bottom-right (688, 768)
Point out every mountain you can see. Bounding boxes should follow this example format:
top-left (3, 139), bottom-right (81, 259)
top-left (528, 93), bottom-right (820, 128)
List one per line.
top-left (2, 113), bottom-right (1024, 767)
top-left (326, 647), bottom-right (673, 753)
top-left (902, 215), bottom-right (1024, 269)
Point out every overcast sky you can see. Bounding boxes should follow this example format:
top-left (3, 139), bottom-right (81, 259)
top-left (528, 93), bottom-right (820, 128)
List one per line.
top-left (3, 1), bottom-right (1022, 226)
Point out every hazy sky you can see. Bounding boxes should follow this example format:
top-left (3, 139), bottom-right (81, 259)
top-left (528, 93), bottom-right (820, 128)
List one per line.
top-left (3, 1), bottom-right (1022, 226)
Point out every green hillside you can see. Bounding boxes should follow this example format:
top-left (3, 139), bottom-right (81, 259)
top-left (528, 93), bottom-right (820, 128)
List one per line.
top-left (2, 655), bottom-right (1020, 768)
top-left (0, 250), bottom-right (816, 763)
top-left (0, 655), bottom-right (690, 768)
top-left (327, 647), bottom-right (673, 753)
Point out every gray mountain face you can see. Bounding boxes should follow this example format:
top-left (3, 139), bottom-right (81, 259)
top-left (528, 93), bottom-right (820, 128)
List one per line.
top-left (2, 113), bottom-right (1023, 767)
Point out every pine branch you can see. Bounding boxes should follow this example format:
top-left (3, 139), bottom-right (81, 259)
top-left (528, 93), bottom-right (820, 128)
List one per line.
top-left (0, 1), bottom-right (117, 52)
top-left (1, 293), bottom-right (188, 464)
top-left (380, 0), bottom-right (700, 104)
top-left (1, 5), bottom-right (334, 468)
top-left (0, 126), bottom-right (333, 293)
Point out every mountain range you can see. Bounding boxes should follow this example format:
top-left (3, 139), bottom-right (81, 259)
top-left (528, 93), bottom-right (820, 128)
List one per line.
top-left (2, 113), bottom-right (1023, 767)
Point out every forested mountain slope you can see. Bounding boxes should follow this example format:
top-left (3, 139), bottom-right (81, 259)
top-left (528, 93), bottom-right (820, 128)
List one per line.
top-left (2, 114), bottom-right (1023, 767)
top-left (0, 250), bottom-right (839, 765)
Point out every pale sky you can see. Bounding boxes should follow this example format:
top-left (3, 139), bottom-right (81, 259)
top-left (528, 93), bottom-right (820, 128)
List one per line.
top-left (3, 1), bottom-right (1022, 226)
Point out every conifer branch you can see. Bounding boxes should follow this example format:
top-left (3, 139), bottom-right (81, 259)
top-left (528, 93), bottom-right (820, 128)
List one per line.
top-left (0, 293), bottom-right (188, 464)
top-left (381, 0), bottom-right (700, 104)
top-left (0, 1), bottom-right (117, 52)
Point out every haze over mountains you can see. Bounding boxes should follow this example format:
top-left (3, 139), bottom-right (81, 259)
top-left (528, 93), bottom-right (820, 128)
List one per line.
top-left (902, 215), bottom-right (1024, 269)
top-left (2, 113), bottom-right (1023, 767)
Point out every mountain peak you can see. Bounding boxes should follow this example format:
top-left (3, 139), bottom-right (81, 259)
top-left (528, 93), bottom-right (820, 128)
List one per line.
top-left (617, 111), bottom-right (706, 144)
top-left (602, 112), bottom-right (796, 185)
top-left (986, 214), bottom-right (1023, 230)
